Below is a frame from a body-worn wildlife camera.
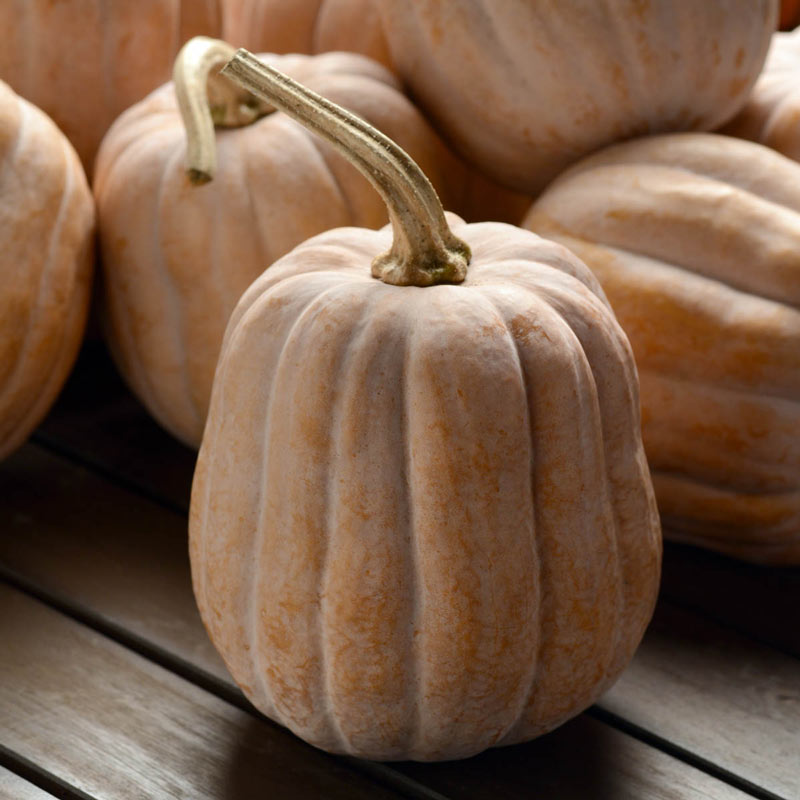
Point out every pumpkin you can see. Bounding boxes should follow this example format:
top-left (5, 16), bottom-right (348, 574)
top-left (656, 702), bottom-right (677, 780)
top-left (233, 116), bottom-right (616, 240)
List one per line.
top-left (0, 81), bottom-right (94, 460)
top-left (0, 0), bottom-right (222, 172)
top-left (189, 48), bottom-right (661, 762)
top-left (94, 37), bottom-right (527, 448)
top-left (373, 0), bottom-right (778, 194)
top-left (780, 0), bottom-right (800, 29)
top-left (722, 28), bottom-right (800, 161)
top-left (222, 0), bottom-right (391, 67)
top-left (523, 133), bottom-right (800, 564)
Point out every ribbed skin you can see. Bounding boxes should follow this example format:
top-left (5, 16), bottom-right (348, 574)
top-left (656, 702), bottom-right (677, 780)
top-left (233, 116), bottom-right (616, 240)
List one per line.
top-left (524, 133), bottom-right (800, 564)
top-left (189, 217), bottom-right (661, 761)
top-left (375, 0), bottom-right (777, 194)
top-left (222, 0), bottom-right (391, 68)
top-left (723, 28), bottom-right (800, 161)
top-left (94, 52), bottom-right (526, 448)
top-left (0, 0), bottom-right (221, 172)
top-left (0, 81), bottom-right (94, 460)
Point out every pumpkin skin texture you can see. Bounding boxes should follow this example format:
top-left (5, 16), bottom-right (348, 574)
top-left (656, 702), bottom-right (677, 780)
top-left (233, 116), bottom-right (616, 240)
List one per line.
top-left (0, 81), bottom-right (94, 460)
top-left (523, 133), bottom-right (800, 564)
top-left (0, 0), bottom-right (222, 173)
top-left (722, 28), bottom-right (800, 161)
top-left (374, 0), bottom-right (778, 194)
top-left (222, 0), bottom-right (391, 68)
top-left (189, 215), bottom-right (662, 760)
top-left (94, 49), bottom-right (527, 448)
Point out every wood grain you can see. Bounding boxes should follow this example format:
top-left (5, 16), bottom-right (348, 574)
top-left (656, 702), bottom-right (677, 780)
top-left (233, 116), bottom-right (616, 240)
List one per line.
top-left (1, 443), bottom-right (791, 798)
top-left (0, 583), bottom-right (401, 800)
top-left (601, 603), bottom-right (800, 800)
top-left (0, 766), bottom-right (57, 800)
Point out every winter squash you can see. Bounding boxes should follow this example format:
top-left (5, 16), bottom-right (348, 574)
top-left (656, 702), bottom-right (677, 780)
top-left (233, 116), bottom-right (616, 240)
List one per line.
top-left (223, 0), bottom-right (390, 67)
top-left (0, 81), bottom-right (94, 460)
top-left (523, 133), bottom-right (800, 564)
top-left (94, 37), bottom-right (527, 448)
top-left (0, 0), bottom-right (222, 172)
top-left (189, 48), bottom-right (661, 761)
top-left (722, 28), bottom-right (800, 161)
top-left (374, 0), bottom-right (778, 193)
top-left (780, 0), bottom-right (800, 29)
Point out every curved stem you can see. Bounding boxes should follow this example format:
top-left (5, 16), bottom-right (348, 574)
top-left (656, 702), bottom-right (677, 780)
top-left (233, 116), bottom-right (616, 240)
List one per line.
top-left (174, 36), bottom-right (270, 184)
top-left (221, 48), bottom-right (470, 286)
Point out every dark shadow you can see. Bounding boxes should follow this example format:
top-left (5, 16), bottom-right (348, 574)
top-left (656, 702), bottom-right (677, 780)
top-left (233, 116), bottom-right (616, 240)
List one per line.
top-left (224, 711), bottom-right (622, 800)
top-left (660, 540), bottom-right (800, 659)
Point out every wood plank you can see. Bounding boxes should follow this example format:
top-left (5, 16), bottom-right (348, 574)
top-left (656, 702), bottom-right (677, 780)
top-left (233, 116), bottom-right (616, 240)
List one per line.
top-left (600, 603), bottom-right (800, 800)
top-left (0, 583), bottom-right (402, 800)
top-left (0, 443), bottom-right (227, 685)
top-left (1, 444), bottom-right (790, 798)
top-left (0, 583), bottom-right (752, 800)
top-left (0, 766), bottom-right (58, 800)
top-left (397, 716), bottom-right (755, 800)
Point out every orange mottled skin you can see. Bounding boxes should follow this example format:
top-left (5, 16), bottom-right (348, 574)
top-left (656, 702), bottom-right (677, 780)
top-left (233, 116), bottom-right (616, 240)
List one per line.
top-left (375, 0), bottom-right (777, 194)
top-left (525, 133), bottom-right (800, 564)
top-left (0, 81), bottom-right (94, 460)
top-left (189, 215), bottom-right (661, 761)
top-left (94, 51), bottom-right (527, 447)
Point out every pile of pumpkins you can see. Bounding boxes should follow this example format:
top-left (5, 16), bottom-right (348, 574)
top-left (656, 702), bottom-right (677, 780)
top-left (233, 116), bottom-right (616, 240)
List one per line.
top-left (3, 0), bottom-right (799, 762)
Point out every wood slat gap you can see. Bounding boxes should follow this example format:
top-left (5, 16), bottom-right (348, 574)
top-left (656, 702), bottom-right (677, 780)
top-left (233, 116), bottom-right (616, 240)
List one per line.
top-left (0, 567), bottom-right (452, 800)
top-left (588, 706), bottom-right (785, 800)
top-left (0, 744), bottom-right (96, 800)
top-left (1, 560), bottom-right (767, 800)
top-left (8, 443), bottom-right (796, 798)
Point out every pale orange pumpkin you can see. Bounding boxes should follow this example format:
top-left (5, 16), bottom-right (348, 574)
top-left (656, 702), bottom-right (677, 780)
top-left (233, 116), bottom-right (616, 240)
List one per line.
top-left (222, 0), bottom-right (390, 67)
top-left (524, 133), bottom-right (800, 564)
top-left (0, 81), bottom-right (94, 460)
top-left (94, 37), bottom-right (527, 448)
top-left (189, 49), bottom-right (661, 762)
top-left (0, 0), bottom-right (222, 172)
top-left (722, 27), bottom-right (800, 161)
top-left (374, 0), bottom-right (778, 194)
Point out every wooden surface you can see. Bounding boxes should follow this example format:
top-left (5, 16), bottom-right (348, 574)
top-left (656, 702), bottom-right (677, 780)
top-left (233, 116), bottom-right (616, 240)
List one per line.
top-left (1, 343), bottom-right (799, 800)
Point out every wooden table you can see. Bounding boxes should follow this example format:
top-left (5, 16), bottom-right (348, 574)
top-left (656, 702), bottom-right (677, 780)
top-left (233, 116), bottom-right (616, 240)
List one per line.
top-left (1, 344), bottom-right (798, 800)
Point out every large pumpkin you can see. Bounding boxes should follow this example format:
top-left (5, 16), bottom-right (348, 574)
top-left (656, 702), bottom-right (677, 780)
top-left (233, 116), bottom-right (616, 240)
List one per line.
top-left (222, 0), bottom-right (390, 67)
top-left (523, 133), bottom-right (800, 564)
top-left (0, 81), bottom-right (94, 460)
top-left (374, 0), bottom-right (778, 193)
top-left (0, 0), bottom-right (222, 172)
top-left (189, 49), bottom-right (661, 762)
top-left (722, 27), bottom-right (800, 160)
top-left (94, 38), bottom-right (527, 448)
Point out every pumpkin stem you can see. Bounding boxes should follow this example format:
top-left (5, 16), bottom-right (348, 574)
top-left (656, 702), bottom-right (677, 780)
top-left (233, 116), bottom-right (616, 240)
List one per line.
top-left (174, 36), bottom-right (271, 184)
top-left (221, 48), bottom-right (470, 286)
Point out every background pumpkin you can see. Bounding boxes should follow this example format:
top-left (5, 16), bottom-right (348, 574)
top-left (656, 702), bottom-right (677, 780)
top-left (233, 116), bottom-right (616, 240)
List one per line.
top-left (0, 81), bottom-right (94, 460)
top-left (0, 0), bottom-right (222, 173)
top-left (780, 0), bottom-right (800, 29)
top-left (373, 0), bottom-right (778, 194)
top-left (189, 50), bottom-right (661, 761)
top-left (722, 27), bottom-right (800, 161)
top-left (222, 0), bottom-right (391, 67)
top-left (94, 39), bottom-right (526, 448)
top-left (523, 133), bottom-right (800, 564)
